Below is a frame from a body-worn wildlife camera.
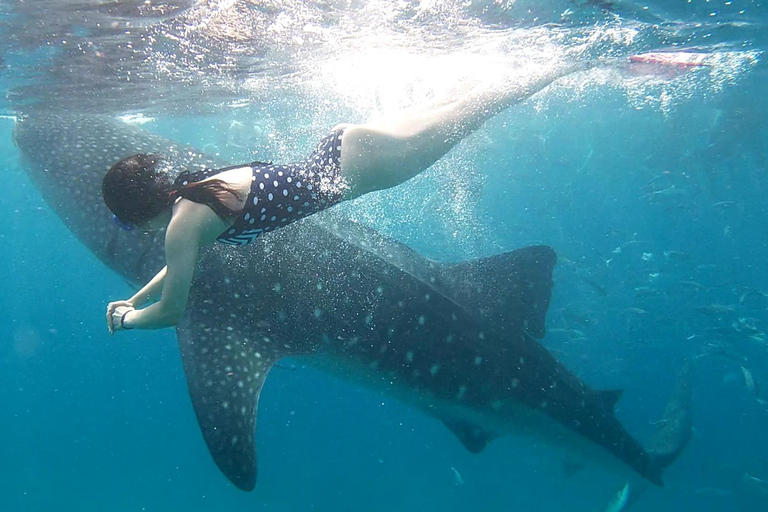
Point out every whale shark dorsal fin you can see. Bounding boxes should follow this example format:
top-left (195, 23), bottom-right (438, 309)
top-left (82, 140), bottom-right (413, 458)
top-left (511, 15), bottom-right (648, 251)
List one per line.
top-left (439, 245), bottom-right (557, 339)
top-left (310, 214), bottom-right (556, 340)
top-left (176, 307), bottom-right (283, 491)
top-left (442, 419), bottom-right (497, 454)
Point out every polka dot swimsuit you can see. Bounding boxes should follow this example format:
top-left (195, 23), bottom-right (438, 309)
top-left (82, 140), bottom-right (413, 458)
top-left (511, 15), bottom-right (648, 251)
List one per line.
top-left (175, 129), bottom-right (347, 246)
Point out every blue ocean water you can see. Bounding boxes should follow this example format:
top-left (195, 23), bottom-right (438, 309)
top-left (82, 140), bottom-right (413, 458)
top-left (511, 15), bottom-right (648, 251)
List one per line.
top-left (1, 1), bottom-right (767, 511)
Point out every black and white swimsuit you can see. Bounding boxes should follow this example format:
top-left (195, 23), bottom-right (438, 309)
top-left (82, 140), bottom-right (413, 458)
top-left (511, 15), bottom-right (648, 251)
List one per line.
top-left (173, 129), bottom-right (347, 246)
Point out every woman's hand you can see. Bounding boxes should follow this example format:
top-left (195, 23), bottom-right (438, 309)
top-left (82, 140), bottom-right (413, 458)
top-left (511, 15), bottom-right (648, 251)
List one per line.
top-left (107, 300), bottom-right (134, 334)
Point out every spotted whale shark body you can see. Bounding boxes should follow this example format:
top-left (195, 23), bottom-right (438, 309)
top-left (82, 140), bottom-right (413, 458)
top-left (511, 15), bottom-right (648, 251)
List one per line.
top-left (14, 113), bottom-right (691, 492)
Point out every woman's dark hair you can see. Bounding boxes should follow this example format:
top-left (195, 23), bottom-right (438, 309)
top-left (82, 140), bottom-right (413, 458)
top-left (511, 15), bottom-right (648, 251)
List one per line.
top-left (102, 153), bottom-right (243, 227)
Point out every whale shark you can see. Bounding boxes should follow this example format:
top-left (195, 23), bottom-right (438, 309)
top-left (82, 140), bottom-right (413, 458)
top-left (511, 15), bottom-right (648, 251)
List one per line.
top-left (13, 112), bottom-right (691, 493)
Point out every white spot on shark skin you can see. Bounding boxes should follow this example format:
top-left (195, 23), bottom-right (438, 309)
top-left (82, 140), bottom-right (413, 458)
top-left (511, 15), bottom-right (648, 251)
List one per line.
top-left (222, 401), bottom-right (230, 409)
top-left (418, 315), bottom-right (426, 325)
top-left (430, 364), bottom-right (440, 376)
top-left (474, 356), bottom-right (483, 365)
top-left (365, 314), bottom-right (373, 325)
top-left (376, 286), bottom-right (384, 294)
top-left (316, 282), bottom-right (323, 290)
top-left (478, 332), bottom-right (485, 340)
top-left (273, 283), bottom-right (282, 293)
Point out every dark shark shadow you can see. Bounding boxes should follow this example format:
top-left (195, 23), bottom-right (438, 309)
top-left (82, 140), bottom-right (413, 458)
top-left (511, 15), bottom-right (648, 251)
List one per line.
top-left (14, 113), bottom-right (692, 492)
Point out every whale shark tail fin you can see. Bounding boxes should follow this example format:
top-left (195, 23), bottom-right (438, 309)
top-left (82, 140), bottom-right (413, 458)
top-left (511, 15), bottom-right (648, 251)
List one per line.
top-left (601, 364), bottom-right (693, 511)
top-left (646, 362), bottom-right (694, 484)
top-left (603, 482), bottom-right (632, 512)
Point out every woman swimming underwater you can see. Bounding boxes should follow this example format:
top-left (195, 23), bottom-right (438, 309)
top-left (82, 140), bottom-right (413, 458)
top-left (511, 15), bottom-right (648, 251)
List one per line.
top-left (104, 62), bottom-right (585, 333)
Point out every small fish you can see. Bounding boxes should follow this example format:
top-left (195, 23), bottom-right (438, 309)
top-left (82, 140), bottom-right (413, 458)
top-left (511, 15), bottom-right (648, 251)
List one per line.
top-left (624, 308), bottom-right (648, 315)
top-left (634, 287), bottom-right (659, 297)
top-left (549, 328), bottom-right (588, 339)
top-left (582, 278), bottom-right (607, 296)
top-left (644, 185), bottom-right (688, 199)
top-left (694, 304), bottom-right (736, 316)
top-left (451, 466), bottom-right (464, 486)
top-left (741, 366), bottom-right (758, 397)
top-left (693, 487), bottom-right (732, 497)
top-left (736, 287), bottom-right (767, 306)
top-left (743, 473), bottom-right (768, 495)
top-left (678, 280), bottom-right (707, 291)
top-left (712, 201), bottom-right (737, 209)
top-left (697, 345), bottom-right (748, 363)
top-left (663, 250), bottom-right (689, 261)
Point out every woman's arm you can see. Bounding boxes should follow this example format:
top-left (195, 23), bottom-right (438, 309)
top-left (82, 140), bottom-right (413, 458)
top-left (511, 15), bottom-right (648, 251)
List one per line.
top-left (119, 214), bottom-right (202, 330)
top-left (107, 200), bottom-right (229, 332)
top-left (129, 266), bottom-right (167, 308)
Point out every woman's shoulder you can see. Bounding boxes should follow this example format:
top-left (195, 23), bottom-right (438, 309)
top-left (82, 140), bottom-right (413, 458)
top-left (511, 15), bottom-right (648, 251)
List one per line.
top-left (170, 198), bottom-right (232, 244)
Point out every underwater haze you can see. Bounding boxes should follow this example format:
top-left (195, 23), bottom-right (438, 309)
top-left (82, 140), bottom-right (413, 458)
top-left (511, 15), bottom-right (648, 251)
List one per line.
top-left (1, 0), bottom-right (767, 511)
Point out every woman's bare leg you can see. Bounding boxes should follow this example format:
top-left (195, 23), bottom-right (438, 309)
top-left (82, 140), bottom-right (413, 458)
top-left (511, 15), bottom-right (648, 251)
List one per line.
top-left (339, 62), bottom-right (584, 199)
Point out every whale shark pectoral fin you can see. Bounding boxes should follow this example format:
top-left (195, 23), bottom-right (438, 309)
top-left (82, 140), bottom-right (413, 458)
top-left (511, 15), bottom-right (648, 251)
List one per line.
top-left (439, 245), bottom-right (556, 339)
top-left (442, 419), bottom-right (497, 454)
top-left (175, 313), bottom-right (281, 491)
top-left (598, 389), bottom-right (624, 411)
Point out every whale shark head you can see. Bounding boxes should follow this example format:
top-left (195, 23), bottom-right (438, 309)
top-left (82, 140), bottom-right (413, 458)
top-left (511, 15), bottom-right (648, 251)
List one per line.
top-left (13, 113), bottom-right (228, 285)
top-left (15, 112), bottom-right (691, 492)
